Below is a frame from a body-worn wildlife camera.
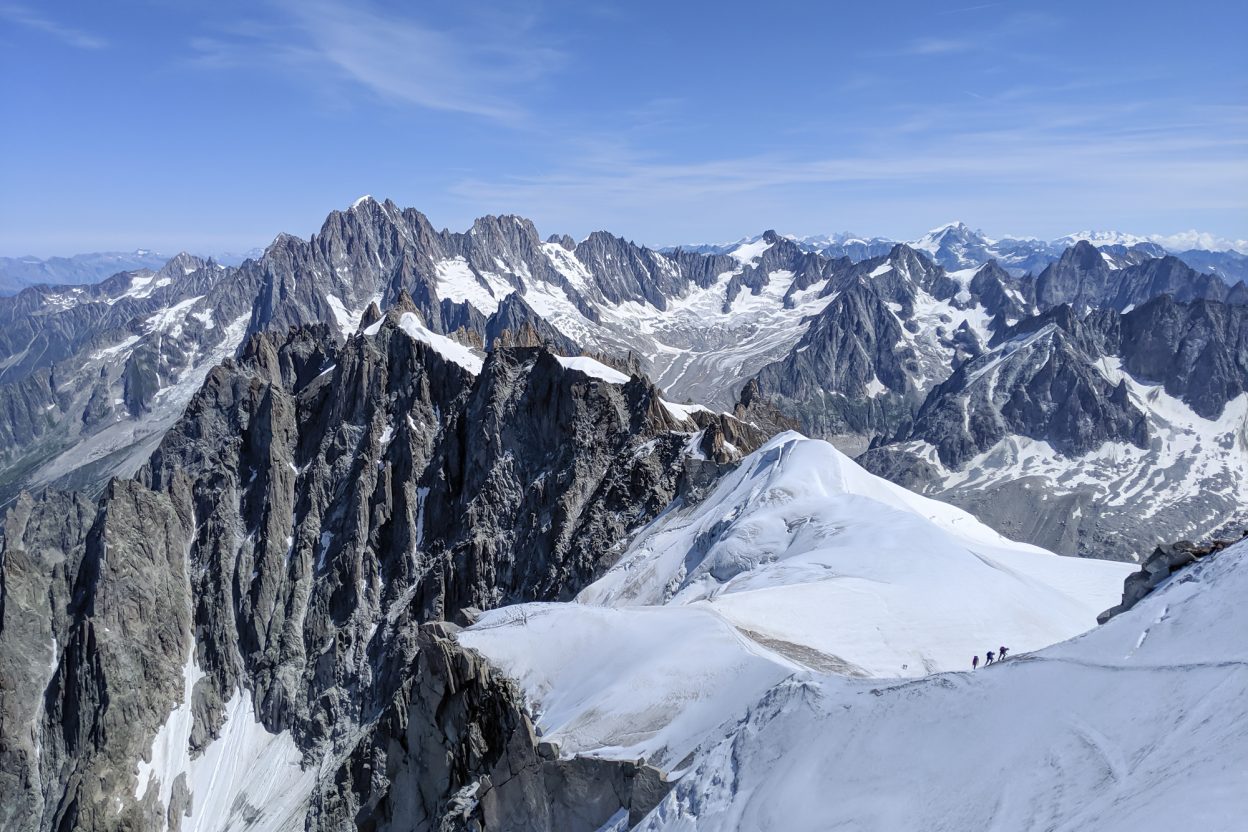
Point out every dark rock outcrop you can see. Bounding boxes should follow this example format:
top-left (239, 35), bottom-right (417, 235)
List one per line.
top-left (1034, 242), bottom-right (1236, 314)
top-left (1098, 533), bottom-right (1246, 623)
top-left (1035, 241), bottom-right (1113, 312)
top-left (900, 323), bottom-right (1149, 469)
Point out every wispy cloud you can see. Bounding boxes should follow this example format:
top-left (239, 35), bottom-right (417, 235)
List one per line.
top-left (897, 11), bottom-right (1062, 60)
top-left (907, 38), bottom-right (974, 56)
top-left (188, 0), bottom-right (562, 124)
top-left (447, 100), bottom-right (1248, 242)
top-left (0, 3), bottom-right (106, 49)
top-left (937, 2), bottom-right (1004, 15)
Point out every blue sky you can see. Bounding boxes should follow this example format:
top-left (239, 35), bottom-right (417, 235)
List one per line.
top-left (1, 0), bottom-right (1245, 255)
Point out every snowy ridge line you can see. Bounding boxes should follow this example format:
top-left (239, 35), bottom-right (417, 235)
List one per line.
top-left (363, 311), bottom-right (485, 374)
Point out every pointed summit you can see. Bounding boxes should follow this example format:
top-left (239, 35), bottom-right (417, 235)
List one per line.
top-left (360, 300), bottom-right (382, 330)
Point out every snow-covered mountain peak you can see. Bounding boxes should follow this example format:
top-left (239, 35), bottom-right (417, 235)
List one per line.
top-left (576, 431), bottom-right (1128, 676)
top-left (1056, 229), bottom-right (1152, 248)
top-left (904, 222), bottom-right (1004, 273)
top-left (922, 219), bottom-right (972, 237)
top-left (156, 251), bottom-right (206, 277)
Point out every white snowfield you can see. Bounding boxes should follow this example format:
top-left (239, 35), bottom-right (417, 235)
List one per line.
top-left (462, 602), bottom-right (802, 769)
top-left (555, 354), bottom-right (630, 385)
top-left (460, 433), bottom-right (1132, 760)
top-left (461, 437), bottom-right (1247, 831)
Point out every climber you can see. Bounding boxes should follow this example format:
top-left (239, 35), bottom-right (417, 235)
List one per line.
top-left (972, 655), bottom-right (979, 670)
top-left (985, 650), bottom-right (995, 665)
top-left (999, 645), bottom-right (1009, 660)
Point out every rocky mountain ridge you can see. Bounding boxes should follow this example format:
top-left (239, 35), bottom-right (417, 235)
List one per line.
top-left (857, 296), bottom-right (1248, 559)
top-left (0, 249), bottom-right (263, 296)
top-left (0, 304), bottom-right (774, 831)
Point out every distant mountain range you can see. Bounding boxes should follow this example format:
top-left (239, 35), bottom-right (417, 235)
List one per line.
top-left (0, 248), bottom-right (264, 294)
top-left (675, 221), bottom-right (1248, 285)
top-left (0, 199), bottom-right (1243, 564)
top-left (11, 221), bottom-right (1244, 297)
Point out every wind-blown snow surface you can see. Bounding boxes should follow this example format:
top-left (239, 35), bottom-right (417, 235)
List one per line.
top-left (460, 434), bottom-right (1132, 771)
top-left (462, 603), bottom-right (801, 768)
top-left (639, 540), bottom-right (1248, 832)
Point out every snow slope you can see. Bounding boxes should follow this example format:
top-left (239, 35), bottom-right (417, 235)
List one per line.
top-left (461, 434), bottom-right (1133, 773)
top-left (135, 654), bottom-right (315, 832)
top-left (640, 539), bottom-right (1248, 832)
top-left (555, 355), bottom-right (631, 384)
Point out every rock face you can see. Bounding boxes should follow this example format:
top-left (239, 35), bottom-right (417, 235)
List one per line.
top-left (0, 253), bottom-right (259, 503)
top-left (1034, 241), bottom-right (1117, 311)
top-left (857, 298), bottom-right (1248, 560)
top-left (1103, 295), bottom-right (1248, 419)
top-left (752, 279), bottom-right (916, 452)
top-left (901, 322), bottom-right (1149, 469)
top-left (687, 222), bottom-right (1248, 285)
top-left (746, 243), bottom-right (1039, 453)
top-left (747, 243), bottom-right (1245, 456)
top-left (311, 623), bottom-right (668, 831)
top-left (969, 260), bottom-right (1031, 326)
top-left (0, 479), bottom-right (195, 832)
top-left (0, 203), bottom-right (838, 500)
top-left (0, 307), bottom-right (769, 831)
top-left (0, 490), bottom-right (98, 831)
top-left (1035, 242), bottom-right (1238, 313)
